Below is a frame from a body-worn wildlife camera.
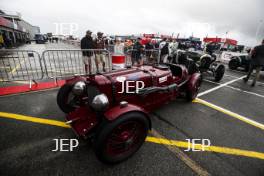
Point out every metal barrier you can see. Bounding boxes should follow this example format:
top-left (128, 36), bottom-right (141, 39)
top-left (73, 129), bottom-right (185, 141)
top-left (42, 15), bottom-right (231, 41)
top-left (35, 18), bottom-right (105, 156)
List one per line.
top-left (42, 49), bottom-right (112, 79)
top-left (125, 49), bottom-right (160, 66)
top-left (0, 50), bottom-right (43, 82)
top-left (0, 48), bottom-right (161, 84)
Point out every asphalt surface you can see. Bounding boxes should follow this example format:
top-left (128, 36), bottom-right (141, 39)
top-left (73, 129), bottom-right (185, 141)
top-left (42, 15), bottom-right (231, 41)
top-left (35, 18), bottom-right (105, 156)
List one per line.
top-left (1, 43), bottom-right (264, 176)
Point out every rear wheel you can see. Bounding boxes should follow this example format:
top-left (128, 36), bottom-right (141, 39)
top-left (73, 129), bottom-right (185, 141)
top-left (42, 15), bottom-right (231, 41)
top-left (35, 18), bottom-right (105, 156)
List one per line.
top-left (214, 65), bottom-right (225, 82)
top-left (186, 75), bottom-right (202, 101)
top-left (228, 58), bottom-right (239, 70)
top-left (57, 84), bottom-right (76, 113)
top-left (94, 112), bottom-right (149, 164)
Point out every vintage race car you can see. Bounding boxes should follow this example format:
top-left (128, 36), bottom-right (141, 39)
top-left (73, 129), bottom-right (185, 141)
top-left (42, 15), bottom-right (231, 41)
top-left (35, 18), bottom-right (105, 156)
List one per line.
top-left (56, 63), bottom-right (202, 164)
top-left (173, 50), bottom-right (225, 82)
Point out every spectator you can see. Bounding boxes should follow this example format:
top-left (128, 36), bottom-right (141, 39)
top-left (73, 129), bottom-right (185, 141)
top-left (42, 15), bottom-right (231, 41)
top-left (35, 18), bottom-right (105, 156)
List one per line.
top-left (159, 38), bottom-right (169, 63)
top-left (95, 32), bottom-right (106, 72)
top-left (168, 39), bottom-right (178, 63)
top-left (145, 41), bottom-right (154, 63)
top-left (243, 39), bottom-right (264, 87)
top-left (112, 38), bottom-right (126, 69)
top-left (81, 30), bottom-right (95, 74)
top-left (114, 37), bottom-right (125, 55)
top-left (131, 38), bottom-right (144, 66)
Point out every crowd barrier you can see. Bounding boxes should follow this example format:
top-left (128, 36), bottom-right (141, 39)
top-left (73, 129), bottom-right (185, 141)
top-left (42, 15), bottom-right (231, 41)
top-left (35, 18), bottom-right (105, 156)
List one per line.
top-left (0, 50), bottom-right (44, 83)
top-left (42, 49), bottom-right (112, 79)
top-left (0, 48), bottom-right (161, 85)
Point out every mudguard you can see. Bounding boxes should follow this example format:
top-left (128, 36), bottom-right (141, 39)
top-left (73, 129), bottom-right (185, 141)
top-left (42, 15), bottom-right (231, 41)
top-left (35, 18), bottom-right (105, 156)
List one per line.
top-left (214, 64), bottom-right (225, 71)
top-left (187, 73), bottom-right (202, 90)
top-left (65, 76), bottom-right (86, 85)
top-left (200, 54), bottom-right (212, 60)
top-left (104, 103), bottom-right (152, 129)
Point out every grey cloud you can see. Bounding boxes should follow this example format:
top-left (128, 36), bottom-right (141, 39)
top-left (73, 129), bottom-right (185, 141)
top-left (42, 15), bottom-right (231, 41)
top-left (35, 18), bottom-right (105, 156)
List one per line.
top-left (1, 0), bottom-right (263, 46)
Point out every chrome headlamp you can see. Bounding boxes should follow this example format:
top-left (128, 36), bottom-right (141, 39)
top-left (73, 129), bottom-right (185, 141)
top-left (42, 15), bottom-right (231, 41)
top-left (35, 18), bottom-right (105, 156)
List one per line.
top-left (72, 81), bottom-right (86, 95)
top-left (91, 94), bottom-right (109, 111)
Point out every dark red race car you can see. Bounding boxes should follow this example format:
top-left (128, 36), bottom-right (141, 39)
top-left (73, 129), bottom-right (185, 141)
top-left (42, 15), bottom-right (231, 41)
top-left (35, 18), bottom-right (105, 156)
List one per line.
top-left (57, 63), bottom-right (202, 164)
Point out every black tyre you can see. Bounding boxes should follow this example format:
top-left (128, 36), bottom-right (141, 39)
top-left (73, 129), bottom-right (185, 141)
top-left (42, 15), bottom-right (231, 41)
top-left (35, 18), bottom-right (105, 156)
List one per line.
top-left (186, 74), bottom-right (202, 101)
top-left (57, 84), bottom-right (75, 113)
top-left (214, 65), bottom-right (225, 82)
top-left (228, 58), bottom-right (239, 70)
top-left (94, 112), bottom-right (149, 164)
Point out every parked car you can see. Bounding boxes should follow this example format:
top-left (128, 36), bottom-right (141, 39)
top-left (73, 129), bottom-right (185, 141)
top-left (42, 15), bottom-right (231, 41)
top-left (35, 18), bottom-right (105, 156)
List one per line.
top-left (35, 34), bottom-right (46, 44)
top-left (57, 63), bottom-right (202, 164)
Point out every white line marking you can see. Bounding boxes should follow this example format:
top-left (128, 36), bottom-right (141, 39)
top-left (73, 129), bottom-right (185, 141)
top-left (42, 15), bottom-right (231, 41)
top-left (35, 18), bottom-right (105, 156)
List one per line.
top-left (226, 72), bottom-right (264, 86)
top-left (225, 74), bottom-right (240, 79)
top-left (204, 79), bottom-right (264, 99)
top-left (198, 76), bottom-right (246, 97)
top-left (226, 86), bottom-right (264, 99)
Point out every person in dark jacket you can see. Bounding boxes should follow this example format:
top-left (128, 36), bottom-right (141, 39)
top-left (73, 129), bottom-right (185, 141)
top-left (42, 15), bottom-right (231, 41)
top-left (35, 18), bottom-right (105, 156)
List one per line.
top-left (81, 30), bottom-right (95, 74)
top-left (159, 38), bottom-right (169, 63)
top-left (145, 41), bottom-right (154, 63)
top-left (243, 39), bottom-right (264, 87)
top-left (131, 38), bottom-right (144, 66)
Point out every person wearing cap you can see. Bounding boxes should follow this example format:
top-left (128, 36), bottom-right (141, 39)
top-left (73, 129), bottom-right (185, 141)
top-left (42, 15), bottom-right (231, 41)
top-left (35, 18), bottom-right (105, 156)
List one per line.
top-left (81, 30), bottom-right (95, 74)
top-left (95, 32), bottom-right (106, 72)
top-left (243, 39), bottom-right (264, 87)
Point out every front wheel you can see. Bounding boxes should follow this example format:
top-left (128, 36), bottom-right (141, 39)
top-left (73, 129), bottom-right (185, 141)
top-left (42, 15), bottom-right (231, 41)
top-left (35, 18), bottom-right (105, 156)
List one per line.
top-left (57, 84), bottom-right (76, 113)
top-left (94, 112), bottom-right (149, 164)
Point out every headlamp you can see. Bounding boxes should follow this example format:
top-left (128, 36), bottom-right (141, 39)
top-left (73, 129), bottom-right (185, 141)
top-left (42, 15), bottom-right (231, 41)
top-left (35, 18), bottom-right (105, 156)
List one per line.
top-left (72, 81), bottom-right (86, 95)
top-left (91, 94), bottom-right (109, 111)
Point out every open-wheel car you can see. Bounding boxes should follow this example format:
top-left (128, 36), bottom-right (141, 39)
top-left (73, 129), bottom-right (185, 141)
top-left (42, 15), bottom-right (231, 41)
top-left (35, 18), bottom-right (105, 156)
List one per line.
top-left (56, 54), bottom-right (202, 164)
top-left (174, 49), bottom-right (225, 82)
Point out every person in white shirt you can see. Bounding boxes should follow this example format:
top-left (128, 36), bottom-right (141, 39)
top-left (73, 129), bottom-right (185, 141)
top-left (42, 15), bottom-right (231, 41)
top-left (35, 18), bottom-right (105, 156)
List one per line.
top-left (112, 37), bottom-right (126, 69)
top-left (168, 39), bottom-right (179, 63)
top-left (169, 39), bottom-right (179, 55)
top-left (114, 37), bottom-right (125, 55)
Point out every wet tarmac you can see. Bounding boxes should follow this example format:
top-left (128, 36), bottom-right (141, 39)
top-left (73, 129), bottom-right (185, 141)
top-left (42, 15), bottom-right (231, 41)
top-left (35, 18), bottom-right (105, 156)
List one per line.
top-left (0, 42), bottom-right (264, 176)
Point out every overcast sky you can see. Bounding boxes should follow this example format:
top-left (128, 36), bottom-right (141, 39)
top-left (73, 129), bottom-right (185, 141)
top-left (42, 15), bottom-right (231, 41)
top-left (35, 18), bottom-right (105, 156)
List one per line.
top-left (2, 0), bottom-right (264, 46)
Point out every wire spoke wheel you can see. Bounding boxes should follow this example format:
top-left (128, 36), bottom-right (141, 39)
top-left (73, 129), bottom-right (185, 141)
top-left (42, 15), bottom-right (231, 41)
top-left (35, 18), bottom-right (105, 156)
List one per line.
top-left (106, 121), bottom-right (143, 156)
top-left (94, 112), bottom-right (149, 164)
